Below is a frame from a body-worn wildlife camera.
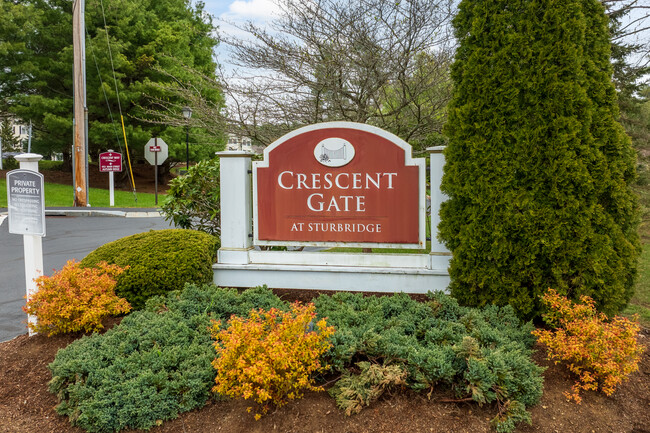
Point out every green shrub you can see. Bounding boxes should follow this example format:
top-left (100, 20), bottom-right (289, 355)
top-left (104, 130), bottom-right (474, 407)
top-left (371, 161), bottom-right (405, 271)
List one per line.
top-left (49, 285), bottom-right (543, 433)
top-left (49, 284), bottom-right (287, 433)
top-left (80, 229), bottom-right (218, 309)
top-left (315, 292), bottom-right (543, 433)
top-left (439, 0), bottom-right (640, 319)
top-left (161, 159), bottom-right (220, 236)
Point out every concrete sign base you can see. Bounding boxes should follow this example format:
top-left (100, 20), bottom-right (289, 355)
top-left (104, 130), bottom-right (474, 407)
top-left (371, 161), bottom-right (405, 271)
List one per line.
top-left (213, 263), bottom-right (450, 293)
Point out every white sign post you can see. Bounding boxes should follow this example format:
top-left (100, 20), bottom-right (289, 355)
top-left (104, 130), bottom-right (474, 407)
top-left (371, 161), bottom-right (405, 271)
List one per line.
top-left (7, 153), bottom-right (45, 336)
top-left (144, 138), bottom-right (168, 205)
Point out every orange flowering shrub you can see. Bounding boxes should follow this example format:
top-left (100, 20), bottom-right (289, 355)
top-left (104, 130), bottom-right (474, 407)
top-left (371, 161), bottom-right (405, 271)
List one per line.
top-left (23, 260), bottom-right (130, 336)
top-left (532, 289), bottom-right (643, 403)
top-left (211, 303), bottom-right (335, 419)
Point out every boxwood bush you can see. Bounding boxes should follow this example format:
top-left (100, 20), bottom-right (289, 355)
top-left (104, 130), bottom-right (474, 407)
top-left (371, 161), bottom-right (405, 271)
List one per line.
top-left (316, 292), bottom-right (544, 432)
top-left (80, 229), bottom-right (218, 309)
top-left (49, 285), bottom-right (287, 433)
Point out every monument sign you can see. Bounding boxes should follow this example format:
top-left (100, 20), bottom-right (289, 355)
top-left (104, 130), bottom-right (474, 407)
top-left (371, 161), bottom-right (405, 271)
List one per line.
top-left (214, 122), bottom-right (450, 293)
top-left (254, 124), bottom-right (426, 248)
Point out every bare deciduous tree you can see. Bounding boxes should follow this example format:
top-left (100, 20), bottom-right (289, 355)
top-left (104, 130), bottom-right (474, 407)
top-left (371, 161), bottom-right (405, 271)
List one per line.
top-left (220, 0), bottom-right (456, 152)
top-left (136, 60), bottom-right (227, 143)
top-left (603, 0), bottom-right (650, 70)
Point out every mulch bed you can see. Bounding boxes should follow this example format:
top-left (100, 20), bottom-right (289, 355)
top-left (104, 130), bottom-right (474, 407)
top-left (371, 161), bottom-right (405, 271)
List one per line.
top-left (1, 289), bottom-right (649, 433)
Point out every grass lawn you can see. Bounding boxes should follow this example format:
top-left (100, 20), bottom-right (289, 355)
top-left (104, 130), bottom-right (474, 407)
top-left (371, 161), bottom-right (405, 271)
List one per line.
top-left (0, 178), bottom-right (164, 208)
top-left (626, 183), bottom-right (650, 328)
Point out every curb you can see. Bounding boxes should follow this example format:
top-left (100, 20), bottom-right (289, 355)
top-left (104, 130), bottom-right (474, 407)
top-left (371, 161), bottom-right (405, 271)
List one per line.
top-left (1, 209), bottom-right (163, 219)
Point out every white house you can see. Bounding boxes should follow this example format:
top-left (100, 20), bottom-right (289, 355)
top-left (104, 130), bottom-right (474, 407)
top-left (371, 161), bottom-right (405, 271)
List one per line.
top-left (227, 134), bottom-right (253, 152)
top-left (12, 120), bottom-right (29, 144)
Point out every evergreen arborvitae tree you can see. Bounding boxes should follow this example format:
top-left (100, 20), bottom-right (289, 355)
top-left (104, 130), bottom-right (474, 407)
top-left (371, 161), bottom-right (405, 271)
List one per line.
top-left (439, 0), bottom-right (640, 319)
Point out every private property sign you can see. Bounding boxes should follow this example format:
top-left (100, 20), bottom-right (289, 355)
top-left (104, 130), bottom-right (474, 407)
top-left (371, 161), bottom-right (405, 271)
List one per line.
top-left (253, 123), bottom-right (426, 248)
top-left (6, 169), bottom-right (45, 236)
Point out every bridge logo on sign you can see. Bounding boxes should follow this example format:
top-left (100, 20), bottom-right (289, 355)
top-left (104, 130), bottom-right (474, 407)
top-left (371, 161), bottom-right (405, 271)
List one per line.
top-left (314, 137), bottom-right (355, 167)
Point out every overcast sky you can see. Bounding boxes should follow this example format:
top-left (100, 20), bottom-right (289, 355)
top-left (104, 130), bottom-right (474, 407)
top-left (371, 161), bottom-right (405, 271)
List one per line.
top-left (203, 0), bottom-right (280, 20)
top-left (200, 0), bottom-right (280, 70)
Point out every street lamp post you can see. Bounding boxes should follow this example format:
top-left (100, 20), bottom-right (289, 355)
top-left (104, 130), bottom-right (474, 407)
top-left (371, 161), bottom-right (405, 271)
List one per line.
top-left (181, 106), bottom-right (192, 173)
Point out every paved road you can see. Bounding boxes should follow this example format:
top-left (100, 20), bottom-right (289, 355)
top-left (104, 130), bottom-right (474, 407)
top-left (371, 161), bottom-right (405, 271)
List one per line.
top-left (0, 212), bottom-right (173, 342)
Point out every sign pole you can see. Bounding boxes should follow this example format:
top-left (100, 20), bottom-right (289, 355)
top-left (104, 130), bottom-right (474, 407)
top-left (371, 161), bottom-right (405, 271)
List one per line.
top-left (107, 148), bottom-right (115, 207)
top-left (154, 138), bottom-right (158, 205)
top-left (144, 137), bottom-right (167, 205)
top-left (10, 153), bottom-right (45, 336)
top-left (109, 171), bottom-right (115, 207)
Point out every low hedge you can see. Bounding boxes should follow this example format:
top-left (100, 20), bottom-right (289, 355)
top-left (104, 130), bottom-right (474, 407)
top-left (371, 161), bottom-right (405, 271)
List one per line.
top-left (80, 229), bottom-right (218, 309)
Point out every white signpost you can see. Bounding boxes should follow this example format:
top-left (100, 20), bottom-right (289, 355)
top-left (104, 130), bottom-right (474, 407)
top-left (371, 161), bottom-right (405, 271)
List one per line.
top-left (144, 138), bottom-right (168, 205)
top-left (6, 153), bottom-right (46, 335)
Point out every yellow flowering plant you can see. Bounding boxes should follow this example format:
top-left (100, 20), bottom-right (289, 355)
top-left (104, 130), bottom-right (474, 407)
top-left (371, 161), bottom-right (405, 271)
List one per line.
top-left (533, 289), bottom-right (643, 403)
top-left (211, 302), bottom-right (334, 419)
top-left (23, 260), bottom-right (130, 336)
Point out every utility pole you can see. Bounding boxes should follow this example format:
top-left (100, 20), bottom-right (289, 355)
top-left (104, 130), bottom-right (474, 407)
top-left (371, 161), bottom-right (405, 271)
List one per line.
top-left (72, 0), bottom-right (88, 206)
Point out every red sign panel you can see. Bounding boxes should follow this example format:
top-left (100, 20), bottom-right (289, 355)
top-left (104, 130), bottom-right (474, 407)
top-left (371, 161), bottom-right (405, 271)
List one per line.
top-left (149, 145), bottom-right (161, 152)
top-left (253, 123), bottom-right (425, 248)
top-left (99, 152), bottom-right (123, 172)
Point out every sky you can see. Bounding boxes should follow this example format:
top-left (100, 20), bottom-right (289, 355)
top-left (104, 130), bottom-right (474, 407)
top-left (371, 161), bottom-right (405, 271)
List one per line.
top-left (202, 0), bottom-right (649, 70)
top-left (200, 0), bottom-right (281, 70)
top-left (203, 0), bottom-right (280, 21)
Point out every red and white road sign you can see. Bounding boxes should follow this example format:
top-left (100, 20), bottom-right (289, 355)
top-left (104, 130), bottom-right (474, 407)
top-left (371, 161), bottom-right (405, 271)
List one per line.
top-left (99, 151), bottom-right (123, 172)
